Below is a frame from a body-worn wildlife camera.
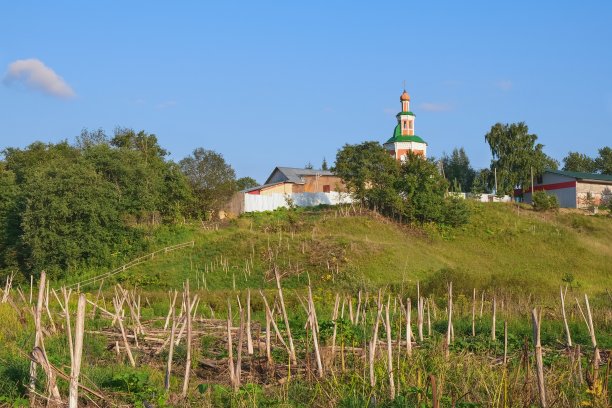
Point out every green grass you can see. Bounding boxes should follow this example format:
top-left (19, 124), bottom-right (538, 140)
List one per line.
top-left (90, 202), bottom-right (611, 300)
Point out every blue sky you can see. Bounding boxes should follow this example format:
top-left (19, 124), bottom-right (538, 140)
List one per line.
top-left (2, 1), bottom-right (611, 183)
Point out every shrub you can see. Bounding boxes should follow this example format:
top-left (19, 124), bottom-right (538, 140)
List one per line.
top-left (532, 191), bottom-right (559, 211)
top-left (442, 197), bottom-right (471, 227)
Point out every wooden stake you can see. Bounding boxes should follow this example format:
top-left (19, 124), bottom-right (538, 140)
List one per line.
top-left (246, 289), bottom-right (253, 355)
top-left (68, 294), bottom-right (86, 408)
top-left (532, 308), bottom-right (547, 408)
top-left (274, 267), bottom-right (297, 364)
top-left (503, 320), bottom-right (508, 365)
top-left (307, 284), bottom-right (323, 378)
top-left (369, 291), bottom-right (382, 388)
top-left (165, 300), bottom-right (177, 391)
top-left (446, 282), bottom-right (453, 348)
top-left (182, 281), bottom-right (192, 397)
top-left (405, 298), bottom-right (413, 356)
top-left (560, 286), bottom-right (572, 347)
top-left (29, 271), bottom-right (46, 405)
top-left (472, 288), bottom-right (476, 336)
top-left (113, 297), bottom-right (135, 367)
top-left (491, 295), bottom-right (496, 341)
top-left (384, 296), bottom-right (395, 399)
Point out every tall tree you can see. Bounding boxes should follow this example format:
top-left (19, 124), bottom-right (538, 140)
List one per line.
top-left (441, 147), bottom-right (475, 192)
top-left (334, 141), bottom-right (399, 206)
top-left (321, 157), bottom-right (329, 171)
top-left (471, 168), bottom-right (493, 194)
top-left (562, 152), bottom-right (597, 173)
top-left (484, 122), bottom-right (558, 196)
top-left (179, 148), bottom-right (236, 217)
top-left (236, 177), bottom-right (259, 191)
top-left (595, 146), bottom-right (612, 174)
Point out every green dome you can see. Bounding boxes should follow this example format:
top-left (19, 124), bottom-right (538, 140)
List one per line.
top-left (385, 124), bottom-right (427, 145)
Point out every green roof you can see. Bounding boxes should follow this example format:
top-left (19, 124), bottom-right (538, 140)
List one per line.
top-left (385, 124), bottom-right (427, 145)
top-left (546, 169), bottom-right (612, 182)
top-left (396, 111), bottom-right (416, 117)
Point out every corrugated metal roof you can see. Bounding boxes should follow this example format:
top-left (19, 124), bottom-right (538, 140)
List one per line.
top-left (264, 167), bottom-right (335, 185)
top-left (546, 169), bottom-right (612, 182)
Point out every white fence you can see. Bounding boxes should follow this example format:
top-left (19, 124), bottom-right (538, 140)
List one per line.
top-left (244, 192), bottom-right (353, 213)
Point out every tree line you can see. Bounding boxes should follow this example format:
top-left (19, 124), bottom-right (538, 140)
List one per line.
top-left (0, 128), bottom-right (257, 279)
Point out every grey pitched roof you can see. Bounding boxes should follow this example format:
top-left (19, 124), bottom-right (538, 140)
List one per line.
top-left (546, 169), bottom-right (612, 182)
top-left (264, 167), bottom-right (335, 185)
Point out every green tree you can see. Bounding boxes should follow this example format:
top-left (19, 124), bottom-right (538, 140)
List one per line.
top-left (484, 122), bottom-right (558, 197)
top-left (18, 156), bottom-right (134, 278)
top-left (179, 148), bottom-right (236, 217)
top-left (236, 177), bottom-right (259, 191)
top-left (471, 168), bottom-right (492, 195)
top-left (0, 164), bottom-right (20, 271)
top-left (304, 162), bottom-right (314, 170)
top-left (441, 147), bottom-right (475, 192)
top-left (395, 153), bottom-right (449, 223)
top-left (562, 152), bottom-right (597, 173)
top-left (595, 146), bottom-right (612, 174)
top-left (334, 141), bottom-right (399, 206)
top-left (321, 157), bottom-right (329, 171)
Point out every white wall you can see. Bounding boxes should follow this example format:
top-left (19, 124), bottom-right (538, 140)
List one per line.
top-left (244, 192), bottom-right (353, 213)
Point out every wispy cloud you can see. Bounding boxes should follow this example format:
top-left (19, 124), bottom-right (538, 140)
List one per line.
top-left (419, 102), bottom-right (452, 112)
top-left (3, 58), bottom-right (76, 98)
top-left (496, 80), bottom-right (513, 91)
top-left (156, 100), bottom-right (177, 109)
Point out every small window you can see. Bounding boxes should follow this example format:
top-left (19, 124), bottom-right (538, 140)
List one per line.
top-left (323, 185), bottom-right (331, 193)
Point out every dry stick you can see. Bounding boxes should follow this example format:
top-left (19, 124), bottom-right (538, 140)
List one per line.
top-left (29, 271), bottom-right (46, 405)
top-left (62, 288), bottom-right (75, 365)
top-left (532, 308), bottom-right (547, 408)
top-left (369, 291), bottom-right (383, 388)
top-left (446, 282), bottom-right (453, 354)
top-left (491, 295), bottom-right (497, 341)
top-left (575, 297), bottom-right (590, 333)
top-left (430, 374), bottom-right (440, 408)
top-left (44, 281), bottom-right (57, 333)
top-left (90, 280), bottom-right (104, 318)
top-left (234, 308), bottom-right (245, 391)
top-left (331, 293), bottom-right (340, 360)
top-left (426, 298), bottom-right (431, 337)
top-left (30, 347), bottom-right (61, 404)
top-left (113, 297), bottom-right (135, 367)
top-left (583, 294), bottom-right (600, 366)
top-left (182, 281), bottom-right (192, 397)
top-left (560, 286), bottom-right (572, 347)
top-left (265, 301), bottom-right (272, 364)
top-left (165, 302), bottom-right (177, 391)
top-left (68, 294), bottom-right (86, 408)
top-left (355, 290), bottom-right (362, 325)
top-left (384, 296), bottom-right (395, 399)
top-left (259, 291), bottom-right (289, 352)
top-left (472, 288), bottom-right (476, 336)
top-left (29, 274), bottom-right (33, 304)
top-left (405, 298), bottom-right (413, 356)
top-left (503, 320), bottom-right (508, 365)
top-left (274, 267), bottom-right (297, 364)
top-left (246, 289), bottom-right (254, 355)
top-left (417, 296), bottom-right (424, 342)
top-left (164, 290), bottom-right (178, 331)
top-left (307, 284), bottom-right (324, 378)
top-left (480, 290), bottom-right (485, 318)
top-left (348, 296), bottom-right (354, 324)
top-left (227, 300), bottom-right (236, 387)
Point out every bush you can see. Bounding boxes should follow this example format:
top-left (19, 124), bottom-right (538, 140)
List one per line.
top-left (532, 191), bottom-right (559, 211)
top-left (442, 197), bottom-right (471, 227)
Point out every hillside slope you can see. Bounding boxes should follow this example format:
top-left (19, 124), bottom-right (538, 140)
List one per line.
top-left (96, 202), bottom-right (611, 297)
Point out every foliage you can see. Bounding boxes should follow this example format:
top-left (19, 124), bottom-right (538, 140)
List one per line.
top-left (235, 176), bottom-right (258, 191)
top-left (470, 168), bottom-right (492, 195)
top-left (334, 141), bottom-right (399, 206)
top-left (484, 122), bottom-right (558, 196)
top-left (179, 148), bottom-right (236, 218)
top-left (562, 151), bottom-right (598, 173)
top-left (0, 130), bottom-right (193, 278)
top-left (594, 146), bottom-right (612, 174)
top-left (442, 197), bottom-right (471, 227)
top-left (532, 191), bottom-right (559, 212)
top-left (442, 147), bottom-right (475, 192)
top-left (321, 157), bottom-right (329, 171)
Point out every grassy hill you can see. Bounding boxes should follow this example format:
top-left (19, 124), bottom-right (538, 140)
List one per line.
top-left (94, 201), bottom-right (612, 298)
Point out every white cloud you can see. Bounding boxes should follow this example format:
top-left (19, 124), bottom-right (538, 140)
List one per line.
top-left (419, 102), bottom-right (452, 112)
top-left (156, 100), bottom-right (177, 109)
top-left (3, 58), bottom-right (76, 98)
top-left (496, 80), bottom-right (513, 91)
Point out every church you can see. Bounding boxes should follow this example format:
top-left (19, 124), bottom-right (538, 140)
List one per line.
top-left (383, 90), bottom-right (428, 160)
